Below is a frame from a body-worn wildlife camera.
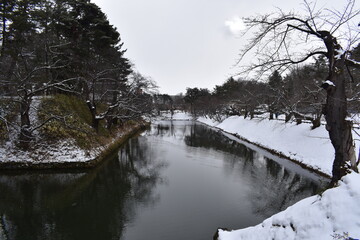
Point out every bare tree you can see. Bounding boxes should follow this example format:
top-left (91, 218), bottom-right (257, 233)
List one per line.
top-left (84, 71), bottom-right (157, 131)
top-left (82, 67), bottom-right (128, 131)
top-left (0, 62), bottom-right (80, 148)
top-left (281, 60), bottom-right (327, 127)
top-left (237, 0), bottom-right (360, 184)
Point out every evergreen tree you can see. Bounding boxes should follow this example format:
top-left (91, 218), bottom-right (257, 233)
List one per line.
top-left (267, 70), bottom-right (283, 119)
top-left (268, 70), bottom-right (283, 90)
top-left (0, 0), bottom-right (16, 56)
top-left (0, 0), bottom-right (134, 145)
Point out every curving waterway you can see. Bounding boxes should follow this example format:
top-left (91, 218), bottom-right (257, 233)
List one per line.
top-left (0, 121), bottom-right (328, 240)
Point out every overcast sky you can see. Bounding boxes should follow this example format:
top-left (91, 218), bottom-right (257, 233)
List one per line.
top-left (91, 0), bottom-right (358, 95)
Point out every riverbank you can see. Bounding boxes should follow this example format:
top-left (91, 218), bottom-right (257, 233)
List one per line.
top-left (0, 95), bottom-right (150, 170)
top-left (199, 116), bottom-right (332, 176)
top-left (0, 121), bottom-right (149, 170)
top-left (198, 115), bottom-right (360, 178)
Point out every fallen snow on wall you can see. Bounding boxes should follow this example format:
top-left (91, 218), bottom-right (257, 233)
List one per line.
top-left (217, 172), bottom-right (360, 240)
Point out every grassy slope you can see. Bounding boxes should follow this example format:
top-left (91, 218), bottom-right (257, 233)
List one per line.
top-left (38, 94), bottom-right (137, 150)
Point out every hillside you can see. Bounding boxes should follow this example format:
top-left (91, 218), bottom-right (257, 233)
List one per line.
top-left (0, 95), bottom-right (147, 169)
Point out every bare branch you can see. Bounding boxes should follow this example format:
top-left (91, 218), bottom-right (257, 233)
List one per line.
top-left (345, 58), bottom-right (360, 69)
top-left (236, 0), bottom-right (359, 79)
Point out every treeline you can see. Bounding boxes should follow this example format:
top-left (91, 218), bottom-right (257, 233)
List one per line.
top-left (178, 50), bottom-right (360, 128)
top-left (0, 0), bottom-right (155, 148)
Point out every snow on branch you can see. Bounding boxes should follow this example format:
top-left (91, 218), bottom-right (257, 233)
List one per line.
top-left (345, 58), bottom-right (360, 69)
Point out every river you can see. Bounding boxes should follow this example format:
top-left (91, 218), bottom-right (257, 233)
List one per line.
top-left (0, 121), bottom-right (328, 240)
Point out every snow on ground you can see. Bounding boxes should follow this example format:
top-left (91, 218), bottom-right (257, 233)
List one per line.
top-left (198, 115), bottom-right (360, 177)
top-left (0, 138), bottom-right (105, 164)
top-left (157, 110), bottom-right (193, 120)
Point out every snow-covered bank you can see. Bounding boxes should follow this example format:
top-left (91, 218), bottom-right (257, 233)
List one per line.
top-left (198, 116), bottom-right (360, 177)
top-left (155, 111), bottom-right (193, 121)
top-left (216, 172), bottom-right (360, 240)
top-left (0, 123), bottom-right (148, 169)
top-left (0, 95), bottom-right (150, 169)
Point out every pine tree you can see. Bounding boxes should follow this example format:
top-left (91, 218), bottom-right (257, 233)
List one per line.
top-left (0, 0), bottom-right (16, 56)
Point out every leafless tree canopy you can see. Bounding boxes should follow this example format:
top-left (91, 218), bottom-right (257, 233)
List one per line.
top-left (237, 0), bottom-right (360, 79)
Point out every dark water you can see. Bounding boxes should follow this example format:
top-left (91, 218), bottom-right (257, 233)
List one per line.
top-left (0, 121), bottom-right (327, 240)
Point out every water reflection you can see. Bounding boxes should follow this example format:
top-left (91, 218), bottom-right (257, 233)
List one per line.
top-left (183, 122), bottom-right (324, 217)
top-left (119, 137), bottom-right (167, 209)
top-left (0, 121), bottom-right (327, 240)
top-left (0, 137), bottom-right (164, 240)
top-left (184, 123), bottom-right (255, 162)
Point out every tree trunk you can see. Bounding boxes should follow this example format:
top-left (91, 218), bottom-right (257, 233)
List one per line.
top-left (106, 116), bottom-right (118, 130)
top-left (285, 113), bottom-right (293, 123)
top-left (92, 117), bottom-right (100, 132)
top-left (86, 100), bottom-right (99, 132)
top-left (269, 112), bottom-right (274, 120)
top-left (250, 111), bottom-right (254, 119)
top-left (323, 57), bottom-right (358, 184)
top-left (19, 95), bottom-right (32, 149)
top-left (244, 110), bottom-right (248, 119)
top-left (311, 115), bottom-right (321, 129)
top-left (1, 9), bottom-right (6, 56)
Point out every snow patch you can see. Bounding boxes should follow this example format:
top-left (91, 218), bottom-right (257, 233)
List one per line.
top-left (335, 49), bottom-right (346, 60)
top-left (324, 80), bottom-right (336, 87)
top-left (348, 58), bottom-right (360, 65)
top-left (0, 139), bottom-right (103, 163)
